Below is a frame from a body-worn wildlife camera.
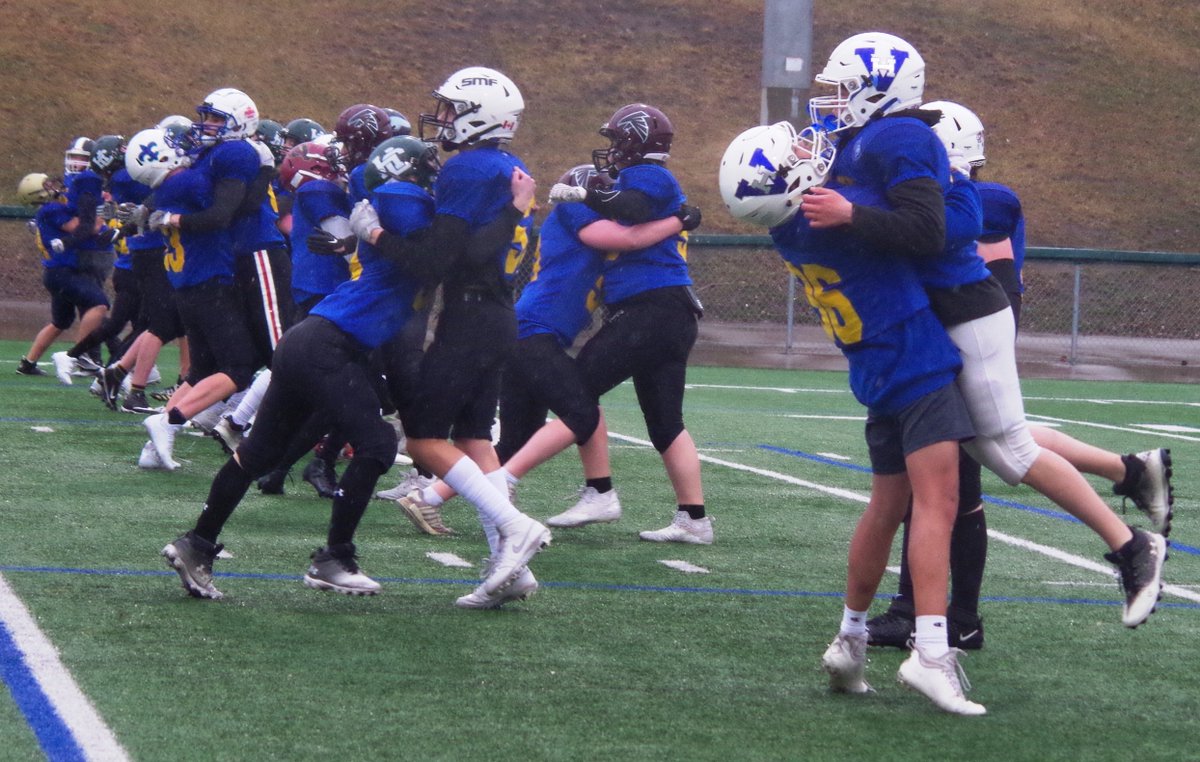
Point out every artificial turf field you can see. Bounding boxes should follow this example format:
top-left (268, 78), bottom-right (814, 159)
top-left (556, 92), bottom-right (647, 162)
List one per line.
top-left (1, 341), bottom-right (1197, 761)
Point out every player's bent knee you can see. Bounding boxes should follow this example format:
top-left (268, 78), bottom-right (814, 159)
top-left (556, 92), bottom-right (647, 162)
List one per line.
top-left (963, 430), bottom-right (1040, 486)
top-left (648, 419), bottom-right (685, 454)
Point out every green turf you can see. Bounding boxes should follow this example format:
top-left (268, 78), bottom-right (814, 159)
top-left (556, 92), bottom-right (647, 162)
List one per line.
top-left (0, 341), bottom-right (1196, 761)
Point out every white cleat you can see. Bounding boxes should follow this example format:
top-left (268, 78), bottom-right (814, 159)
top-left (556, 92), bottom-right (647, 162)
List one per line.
top-left (639, 510), bottom-right (713, 545)
top-left (138, 439), bottom-right (179, 471)
top-left (51, 351), bottom-right (76, 385)
top-left (144, 412), bottom-right (181, 468)
top-left (485, 516), bottom-right (551, 595)
top-left (546, 487), bottom-right (622, 528)
top-left (302, 545), bottom-right (381, 596)
top-left (822, 632), bottom-right (874, 694)
top-left (456, 565), bottom-right (538, 609)
top-left (375, 469), bottom-right (437, 501)
top-left (897, 647), bottom-right (987, 716)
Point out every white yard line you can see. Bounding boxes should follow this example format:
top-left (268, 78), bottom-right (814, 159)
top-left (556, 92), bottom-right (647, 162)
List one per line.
top-left (612, 431), bottom-right (1199, 604)
top-left (0, 573), bottom-right (130, 761)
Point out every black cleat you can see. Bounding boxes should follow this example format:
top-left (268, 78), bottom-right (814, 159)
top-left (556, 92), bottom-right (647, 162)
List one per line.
top-left (302, 457), bottom-right (338, 499)
top-left (867, 598), bottom-right (914, 649)
top-left (16, 358), bottom-right (47, 376)
top-left (256, 467), bottom-right (288, 495)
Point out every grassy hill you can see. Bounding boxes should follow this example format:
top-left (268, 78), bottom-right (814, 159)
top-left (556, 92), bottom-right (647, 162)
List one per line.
top-left (2, 0), bottom-right (1197, 261)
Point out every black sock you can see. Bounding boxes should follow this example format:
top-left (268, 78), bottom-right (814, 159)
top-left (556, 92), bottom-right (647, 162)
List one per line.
top-left (167, 407), bottom-right (187, 425)
top-left (949, 509), bottom-right (988, 616)
top-left (895, 517), bottom-right (914, 606)
top-left (586, 476), bottom-right (613, 494)
top-left (679, 504), bottom-right (705, 520)
top-left (193, 459), bottom-right (255, 542)
top-left (327, 458), bottom-right (388, 546)
top-left (1113, 454), bottom-right (1143, 495)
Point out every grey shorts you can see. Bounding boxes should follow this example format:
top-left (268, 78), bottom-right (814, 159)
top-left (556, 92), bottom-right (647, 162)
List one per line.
top-left (865, 382), bottom-right (975, 475)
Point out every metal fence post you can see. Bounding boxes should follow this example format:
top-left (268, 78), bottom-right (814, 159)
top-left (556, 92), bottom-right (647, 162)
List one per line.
top-left (1070, 264), bottom-right (1082, 365)
top-left (785, 273), bottom-right (796, 352)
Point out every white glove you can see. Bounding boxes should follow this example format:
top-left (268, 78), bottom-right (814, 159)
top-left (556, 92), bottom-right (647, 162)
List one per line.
top-left (946, 147), bottom-right (972, 179)
top-left (548, 183), bottom-right (587, 204)
top-left (98, 201), bottom-right (118, 221)
top-left (148, 210), bottom-right (174, 230)
top-left (349, 198), bottom-right (382, 240)
top-left (50, 238), bottom-right (65, 254)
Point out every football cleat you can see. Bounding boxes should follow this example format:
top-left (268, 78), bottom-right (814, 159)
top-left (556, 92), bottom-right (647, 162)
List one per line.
top-left (455, 562), bottom-right (538, 609)
top-left (302, 544), bottom-right (380, 595)
top-left (1105, 527), bottom-right (1167, 628)
top-left (144, 412), bottom-right (181, 468)
top-left (897, 647), bottom-right (986, 716)
top-left (16, 358), bottom-right (48, 376)
top-left (210, 415), bottom-right (248, 455)
top-left (1115, 449), bottom-right (1174, 536)
top-left (822, 632), bottom-right (873, 694)
top-left (397, 490), bottom-right (454, 536)
top-left (375, 468), bottom-right (436, 501)
top-left (161, 531), bottom-right (224, 600)
top-left (639, 510), bottom-right (713, 544)
top-left (546, 486), bottom-right (622, 528)
top-left (484, 515), bottom-right (551, 595)
top-left (301, 457), bottom-right (338, 499)
top-left (51, 351), bottom-right (77, 385)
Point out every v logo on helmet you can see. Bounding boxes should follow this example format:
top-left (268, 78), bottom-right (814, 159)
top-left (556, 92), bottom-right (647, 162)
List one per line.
top-left (734, 148), bottom-right (787, 199)
top-left (854, 46), bottom-right (910, 91)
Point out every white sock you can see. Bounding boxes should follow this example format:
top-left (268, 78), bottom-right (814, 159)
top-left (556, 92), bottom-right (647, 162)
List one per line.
top-left (442, 456), bottom-right (521, 528)
top-left (485, 468), bottom-right (509, 495)
top-left (840, 606), bottom-right (869, 637)
top-left (914, 615), bottom-right (950, 658)
top-left (419, 485), bottom-right (445, 507)
top-left (231, 370), bottom-right (271, 427)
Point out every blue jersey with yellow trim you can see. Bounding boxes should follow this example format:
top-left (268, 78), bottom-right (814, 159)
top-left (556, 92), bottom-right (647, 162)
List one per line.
top-left (515, 202), bottom-right (605, 346)
top-left (290, 179), bottom-right (354, 301)
top-left (232, 185), bottom-right (285, 255)
top-left (64, 170), bottom-right (112, 253)
top-left (977, 181), bottom-right (1025, 288)
top-left (33, 202), bottom-right (79, 269)
top-left (153, 166), bottom-right (233, 289)
top-left (310, 180), bottom-right (430, 349)
top-left (348, 163), bottom-right (369, 205)
top-left (599, 163), bottom-right (691, 304)
top-left (435, 144), bottom-right (529, 284)
top-left (108, 168), bottom-right (154, 270)
top-left (770, 182), bottom-right (960, 414)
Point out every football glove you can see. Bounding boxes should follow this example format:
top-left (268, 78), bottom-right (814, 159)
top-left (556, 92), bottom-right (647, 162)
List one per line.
top-left (147, 210), bottom-right (174, 230)
top-left (306, 229), bottom-right (358, 256)
top-left (675, 204), bottom-right (703, 231)
top-left (348, 199), bottom-right (382, 241)
top-left (49, 238), bottom-right (65, 254)
top-left (548, 183), bottom-right (587, 204)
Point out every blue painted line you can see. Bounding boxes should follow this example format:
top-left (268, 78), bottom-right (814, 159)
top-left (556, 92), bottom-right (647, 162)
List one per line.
top-left (0, 619), bottom-right (86, 762)
top-left (758, 444), bottom-right (1200, 556)
top-left (2, 566), bottom-right (1197, 611)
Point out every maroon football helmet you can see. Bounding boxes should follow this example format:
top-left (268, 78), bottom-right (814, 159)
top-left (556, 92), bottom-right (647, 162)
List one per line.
top-left (592, 103), bottom-right (674, 177)
top-left (334, 104), bottom-right (394, 168)
top-left (556, 163), bottom-right (614, 192)
top-left (277, 141), bottom-right (346, 191)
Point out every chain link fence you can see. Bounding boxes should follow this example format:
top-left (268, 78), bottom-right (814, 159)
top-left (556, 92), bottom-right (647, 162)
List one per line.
top-left (4, 211), bottom-right (1197, 380)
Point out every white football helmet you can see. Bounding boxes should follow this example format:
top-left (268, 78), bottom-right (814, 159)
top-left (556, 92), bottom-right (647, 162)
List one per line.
top-left (808, 32), bottom-right (925, 133)
top-left (125, 128), bottom-right (189, 188)
top-left (922, 100), bottom-right (986, 168)
top-left (718, 122), bottom-right (835, 228)
top-left (64, 136), bottom-right (94, 176)
top-left (193, 88), bottom-right (260, 146)
top-left (419, 66), bottom-right (524, 148)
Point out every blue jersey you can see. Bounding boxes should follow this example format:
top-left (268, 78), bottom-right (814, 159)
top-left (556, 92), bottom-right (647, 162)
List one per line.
top-left (311, 180), bottom-right (431, 348)
top-left (770, 183), bottom-right (960, 415)
top-left (63, 170), bottom-right (112, 253)
top-left (977, 181), bottom-right (1026, 288)
top-left (912, 174), bottom-right (989, 289)
top-left (290, 179), bottom-right (354, 301)
top-left (153, 166), bottom-right (233, 289)
top-left (34, 202), bottom-right (79, 269)
top-left (232, 185), bottom-right (286, 255)
top-left (435, 145), bottom-right (529, 284)
top-left (599, 163), bottom-right (691, 304)
top-left (515, 202), bottom-right (605, 346)
top-left (108, 168), bottom-right (155, 270)
top-left (348, 164), bottom-right (369, 205)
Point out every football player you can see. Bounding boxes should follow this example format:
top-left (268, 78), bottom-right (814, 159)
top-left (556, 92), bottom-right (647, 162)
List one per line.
top-left (549, 103), bottom-right (711, 545)
top-left (353, 66), bottom-right (552, 603)
top-left (867, 100), bottom-right (1175, 650)
top-left (17, 138), bottom-right (114, 380)
top-left (161, 136), bottom-right (444, 599)
top-left (132, 88), bottom-right (268, 469)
